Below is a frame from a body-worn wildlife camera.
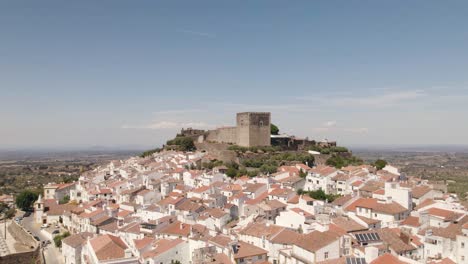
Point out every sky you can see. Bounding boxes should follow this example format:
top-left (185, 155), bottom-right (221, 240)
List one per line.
top-left (1, 1), bottom-right (468, 150)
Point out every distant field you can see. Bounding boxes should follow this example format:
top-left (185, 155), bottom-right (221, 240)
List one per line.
top-left (355, 149), bottom-right (468, 200)
top-left (0, 149), bottom-right (139, 195)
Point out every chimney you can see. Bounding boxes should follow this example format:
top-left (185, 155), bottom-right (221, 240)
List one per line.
top-left (365, 246), bottom-right (379, 263)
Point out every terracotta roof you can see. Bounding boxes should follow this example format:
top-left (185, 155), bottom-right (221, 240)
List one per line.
top-left (346, 198), bottom-right (407, 215)
top-left (401, 216), bottom-right (420, 227)
top-left (270, 228), bottom-right (302, 244)
top-left (411, 185), bottom-right (432, 199)
top-left (208, 235), bottom-right (233, 247)
top-left (331, 217), bottom-right (367, 232)
top-left (287, 195), bottom-right (300, 204)
top-left (89, 234), bottom-right (128, 261)
top-left (377, 228), bottom-right (416, 253)
top-left (373, 189), bottom-right (385, 195)
top-left (424, 208), bottom-right (463, 221)
top-left (296, 230), bottom-right (340, 253)
top-left (351, 180), bottom-right (364, 187)
top-left (360, 181), bottom-right (384, 192)
top-left (331, 195), bottom-right (353, 206)
top-left (309, 165), bottom-right (337, 176)
top-left (370, 253), bottom-right (408, 264)
top-left (62, 232), bottom-right (93, 248)
top-left (240, 222), bottom-right (285, 239)
top-left (414, 199), bottom-right (436, 210)
top-left (202, 208), bottom-right (228, 219)
top-left (142, 239), bottom-right (184, 259)
top-left (233, 241), bottom-right (268, 259)
top-left (133, 237), bottom-right (154, 250)
top-left (157, 221), bottom-right (191, 237)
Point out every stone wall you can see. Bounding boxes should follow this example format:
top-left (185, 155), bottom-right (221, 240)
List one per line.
top-left (195, 142), bottom-right (238, 163)
top-left (206, 127), bottom-right (237, 144)
top-left (8, 221), bottom-right (38, 249)
top-left (0, 247), bottom-right (41, 264)
top-left (1, 222), bottom-right (41, 264)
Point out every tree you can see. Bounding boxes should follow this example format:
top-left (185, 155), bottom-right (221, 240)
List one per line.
top-left (299, 169), bottom-right (307, 178)
top-left (59, 195), bottom-right (70, 205)
top-left (374, 159), bottom-right (388, 170)
top-left (53, 231), bottom-right (70, 248)
top-left (270, 124), bottom-right (279, 135)
top-left (15, 191), bottom-right (38, 211)
top-left (226, 167), bottom-right (238, 178)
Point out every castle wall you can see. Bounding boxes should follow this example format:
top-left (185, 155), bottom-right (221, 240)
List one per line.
top-left (206, 127), bottom-right (237, 144)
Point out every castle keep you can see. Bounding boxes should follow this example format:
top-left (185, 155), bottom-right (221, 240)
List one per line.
top-left (181, 112), bottom-right (271, 147)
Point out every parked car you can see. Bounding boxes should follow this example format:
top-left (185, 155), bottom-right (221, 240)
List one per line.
top-left (23, 212), bottom-right (31, 217)
top-left (41, 223), bottom-right (49, 229)
top-left (51, 230), bottom-right (60, 235)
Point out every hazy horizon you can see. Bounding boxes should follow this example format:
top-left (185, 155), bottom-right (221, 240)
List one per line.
top-left (2, 1), bottom-right (468, 148)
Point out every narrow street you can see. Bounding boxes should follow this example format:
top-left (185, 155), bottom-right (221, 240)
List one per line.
top-left (22, 214), bottom-right (64, 264)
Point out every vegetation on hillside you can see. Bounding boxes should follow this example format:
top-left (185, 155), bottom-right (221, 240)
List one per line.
top-left (326, 154), bottom-right (363, 169)
top-left (166, 137), bottom-right (196, 151)
top-left (227, 145), bottom-right (281, 153)
top-left (308, 145), bottom-right (349, 154)
top-left (140, 148), bottom-right (162, 158)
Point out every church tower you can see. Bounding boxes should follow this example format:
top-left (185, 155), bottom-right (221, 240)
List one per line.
top-left (34, 195), bottom-right (44, 224)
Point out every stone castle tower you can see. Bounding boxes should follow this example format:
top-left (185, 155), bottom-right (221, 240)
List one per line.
top-left (236, 112), bottom-right (271, 147)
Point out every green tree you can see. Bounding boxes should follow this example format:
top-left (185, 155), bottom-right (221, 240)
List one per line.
top-left (374, 159), bottom-right (388, 170)
top-left (226, 167), bottom-right (238, 178)
top-left (53, 231), bottom-right (70, 247)
top-left (15, 190), bottom-right (38, 211)
top-left (299, 169), bottom-right (307, 178)
top-left (271, 124), bottom-right (280, 135)
top-left (59, 195), bottom-right (70, 205)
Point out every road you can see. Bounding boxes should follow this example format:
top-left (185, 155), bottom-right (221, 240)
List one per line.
top-left (22, 214), bottom-right (64, 264)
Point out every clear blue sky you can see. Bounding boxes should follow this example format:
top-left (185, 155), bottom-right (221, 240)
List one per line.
top-left (1, 1), bottom-right (468, 149)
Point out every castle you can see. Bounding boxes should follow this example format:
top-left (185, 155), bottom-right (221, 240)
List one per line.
top-left (180, 112), bottom-right (271, 147)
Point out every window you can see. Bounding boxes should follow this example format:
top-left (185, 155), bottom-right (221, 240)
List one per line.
top-left (462, 242), bottom-right (465, 248)
top-left (461, 256), bottom-right (465, 261)
top-left (324, 252), bottom-right (329, 259)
